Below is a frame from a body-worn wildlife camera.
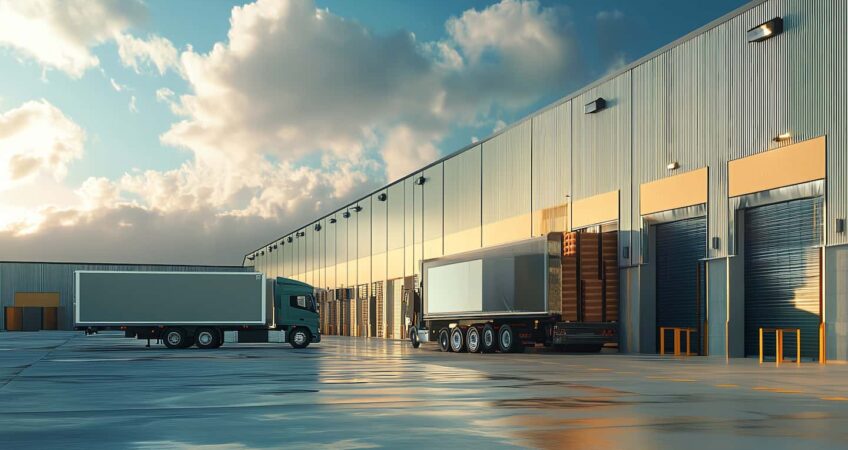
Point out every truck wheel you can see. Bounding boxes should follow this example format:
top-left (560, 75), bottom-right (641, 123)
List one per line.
top-left (466, 327), bottom-right (481, 353)
top-left (450, 327), bottom-right (465, 352)
top-left (481, 324), bottom-right (497, 353)
top-left (163, 328), bottom-right (188, 349)
top-left (438, 328), bottom-right (451, 352)
top-left (410, 326), bottom-right (421, 348)
top-left (498, 324), bottom-right (521, 353)
top-left (289, 328), bottom-right (311, 349)
top-left (195, 328), bottom-right (220, 349)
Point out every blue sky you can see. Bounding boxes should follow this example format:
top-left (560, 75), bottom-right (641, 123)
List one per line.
top-left (0, 0), bottom-right (748, 264)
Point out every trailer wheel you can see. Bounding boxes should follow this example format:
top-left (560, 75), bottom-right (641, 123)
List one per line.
top-left (498, 324), bottom-right (521, 353)
top-left (450, 327), bottom-right (466, 352)
top-left (195, 328), bottom-right (220, 349)
top-left (289, 328), bottom-right (311, 349)
top-left (481, 324), bottom-right (497, 353)
top-left (163, 327), bottom-right (188, 349)
top-left (438, 328), bottom-right (451, 352)
top-left (466, 326), bottom-right (481, 353)
top-left (410, 326), bottom-right (421, 348)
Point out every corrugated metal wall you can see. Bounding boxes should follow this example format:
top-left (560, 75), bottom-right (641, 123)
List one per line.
top-left (481, 120), bottom-right (531, 247)
top-left (0, 262), bottom-right (249, 331)
top-left (532, 100), bottom-right (571, 235)
top-left (443, 145), bottom-right (482, 255)
top-left (245, 0), bottom-right (848, 350)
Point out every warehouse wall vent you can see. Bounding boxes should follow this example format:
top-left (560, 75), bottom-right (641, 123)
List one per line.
top-left (584, 97), bottom-right (606, 114)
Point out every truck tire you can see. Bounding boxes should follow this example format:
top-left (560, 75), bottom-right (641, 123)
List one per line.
top-left (498, 324), bottom-right (521, 353)
top-left (195, 328), bottom-right (220, 349)
top-left (289, 328), bottom-right (311, 349)
top-left (450, 327), bottom-right (465, 352)
top-left (438, 328), bottom-right (451, 352)
top-left (410, 326), bottom-right (421, 348)
top-left (481, 324), bottom-right (497, 353)
top-left (163, 327), bottom-right (188, 349)
top-left (466, 326), bottom-right (481, 353)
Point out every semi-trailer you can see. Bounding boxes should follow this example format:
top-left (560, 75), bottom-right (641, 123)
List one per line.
top-left (74, 271), bottom-right (320, 349)
top-left (409, 232), bottom-right (619, 353)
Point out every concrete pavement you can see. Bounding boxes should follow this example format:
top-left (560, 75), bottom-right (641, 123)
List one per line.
top-left (1, 331), bottom-right (847, 449)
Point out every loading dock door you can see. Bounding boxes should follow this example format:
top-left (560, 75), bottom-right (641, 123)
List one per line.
top-left (744, 197), bottom-right (822, 359)
top-left (655, 217), bottom-right (706, 354)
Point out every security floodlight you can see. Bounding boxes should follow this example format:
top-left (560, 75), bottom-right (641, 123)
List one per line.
top-left (747, 17), bottom-right (783, 43)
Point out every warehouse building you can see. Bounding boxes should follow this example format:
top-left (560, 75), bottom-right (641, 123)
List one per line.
top-left (244, 0), bottom-right (848, 361)
top-left (1, 262), bottom-right (248, 331)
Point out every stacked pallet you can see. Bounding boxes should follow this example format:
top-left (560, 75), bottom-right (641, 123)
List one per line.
top-left (580, 233), bottom-right (603, 322)
top-left (562, 232), bottom-right (579, 321)
top-left (602, 231), bottom-right (619, 322)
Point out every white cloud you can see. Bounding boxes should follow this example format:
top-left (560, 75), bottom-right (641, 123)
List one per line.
top-left (0, 0), bottom-right (583, 264)
top-left (109, 78), bottom-right (127, 92)
top-left (155, 87), bottom-right (174, 102)
top-left (129, 95), bottom-right (138, 113)
top-left (0, 0), bottom-right (146, 78)
top-left (0, 100), bottom-right (85, 188)
top-left (492, 119), bottom-right (507, 133)
top-left (165, 0), bottom-right (578, 185)
top-left (380, 126), bottom-right (440, 182)
top-left (115, 33), bottom-right (180, 75)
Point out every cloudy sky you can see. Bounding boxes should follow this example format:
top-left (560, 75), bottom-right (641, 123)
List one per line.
top-left (0, 0), bottom-right (747, 265)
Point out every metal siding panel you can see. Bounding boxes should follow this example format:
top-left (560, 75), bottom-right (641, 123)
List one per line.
top-left (326, 218), bottom-right (336, 287)
top-left (347, 205), bottom-right (357, 285)
top-left (744, 196), bottom-right (823, 359)
top-left (413, 170), bottom-right (424, 278)
top-left (404, 176), bottom-right (415, 277)
top-left (358, 198), bottom-right (371, 286)
top-left (443, 145), bottom-right (482, 250)
top-left (532, 101), bottom-right (571, 211)
top-left (372, 192), bottom-right (387, 254)
top-left (835, 0), bottom-right (848, 246)
top-left (423, 164), bottom-right (444, 258)
top-left (482, 120), bottom-right (531, 244)
top-left (387, 183), bottom-right (404, 250)
top-left (532, 101), bottom-right (571, 235)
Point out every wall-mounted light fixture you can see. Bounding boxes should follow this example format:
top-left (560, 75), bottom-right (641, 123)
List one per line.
top-left (273, 244), bottom-right (278, 249)
top-left (415, 176), bottom-right (426, 185)
top-left (329, 218), bottom-right (337, 224)
top-left (837, 219), bottom-right (846, 234)
top-left (342, 211), bottom-right (351, 219)
top-left (584, 97), bottom-right (606, 114)
top-left (297, 231), bottom-right (305, 237)
top-left (314, 224), bottom-right (321, 232)
top-left (712, 237), bottom-right (721, 250)
top-left (247, 255), bottom-right (255, 261)
top-left (287, 236), bottom-right (293, 243)
top-left (260, 250), bottom-right (265, 256)
top-left (772, 132), bottom-right (792, 143)
top-left (747, 17), bottom-right (783, 43)
top-left (268, 246), bottom-right (273, 253)
top-left (377, 192), bottom-right (387, 201)
top-left (353, 205), bottom-right (363, 212)
top-left (667, 161), bottom-right (679, 170)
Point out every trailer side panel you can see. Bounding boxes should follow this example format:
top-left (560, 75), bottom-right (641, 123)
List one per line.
top-left (76, 271), bottom-right (265, 325)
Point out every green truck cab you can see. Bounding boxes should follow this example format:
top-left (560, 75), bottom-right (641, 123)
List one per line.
top-left (274, 277), bottom-right (321, 348)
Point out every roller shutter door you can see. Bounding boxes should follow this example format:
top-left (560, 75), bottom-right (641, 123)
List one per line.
top-left (744, 197), bottom-right (822, 359)
top-left (655, 217), bottom-right (706, 354)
